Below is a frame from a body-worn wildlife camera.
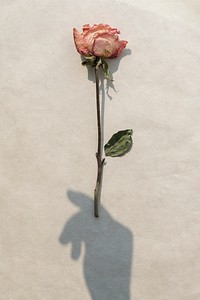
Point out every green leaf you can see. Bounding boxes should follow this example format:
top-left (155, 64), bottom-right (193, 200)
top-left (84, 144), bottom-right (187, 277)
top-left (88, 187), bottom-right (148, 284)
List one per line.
top-left (101, 58), bottom-right (112, 80)
top-left (104, 129), bottom-right (133, 157)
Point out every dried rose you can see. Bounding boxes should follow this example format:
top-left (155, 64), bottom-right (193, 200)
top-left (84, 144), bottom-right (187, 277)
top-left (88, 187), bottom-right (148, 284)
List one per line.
top-left (73, 24), bottom-right (132, 217)
top-left (73, 23), bottom-right (128, 58)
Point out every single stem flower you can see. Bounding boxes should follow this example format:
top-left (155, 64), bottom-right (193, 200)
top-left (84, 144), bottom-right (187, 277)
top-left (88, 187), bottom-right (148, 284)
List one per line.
top-left (73, 24), bottom-right (132, 217)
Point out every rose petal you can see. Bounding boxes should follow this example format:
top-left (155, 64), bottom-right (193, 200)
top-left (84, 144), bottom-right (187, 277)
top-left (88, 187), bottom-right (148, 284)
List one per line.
top-left (93, 33), bottom-right (128, 58)
top-left (113, 40), bottom-right (128, 57)
top-left (93, 34), bottom-right (116, 57)
top-left (73, 28), bottom-right (90, 56)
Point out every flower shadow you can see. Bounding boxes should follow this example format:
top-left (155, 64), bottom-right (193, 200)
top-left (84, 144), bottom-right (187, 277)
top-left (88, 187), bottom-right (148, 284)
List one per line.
top-left (59, 190), bottom-right (133, 300)
top-left (84, 48), bottom-right (132, 99)
top-left (105, 48), bottom-right (132, 99)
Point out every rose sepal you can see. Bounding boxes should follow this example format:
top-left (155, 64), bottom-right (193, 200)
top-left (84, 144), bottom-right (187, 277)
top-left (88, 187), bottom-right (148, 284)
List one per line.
top-left (82, 56), bottom-right (112, 80)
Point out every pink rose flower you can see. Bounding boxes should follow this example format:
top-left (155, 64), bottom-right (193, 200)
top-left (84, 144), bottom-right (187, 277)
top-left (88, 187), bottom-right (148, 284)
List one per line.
top-left (73, 23), bottom-right (128, 58)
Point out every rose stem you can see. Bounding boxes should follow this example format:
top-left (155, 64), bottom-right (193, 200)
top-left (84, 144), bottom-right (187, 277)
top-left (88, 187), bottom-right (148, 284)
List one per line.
top-left (94, 61), bottom-right (105, 217)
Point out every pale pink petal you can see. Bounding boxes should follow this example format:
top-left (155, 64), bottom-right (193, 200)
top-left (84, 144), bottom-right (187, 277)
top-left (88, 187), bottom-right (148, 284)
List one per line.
top-left (73, 28), bottom-right (90, 56)
top-left (111, 40), bottom-right (128, 57)
top-left (93, 33), bottom-right (128, 58)
top-left (93, 34), bottom-right (116, 57)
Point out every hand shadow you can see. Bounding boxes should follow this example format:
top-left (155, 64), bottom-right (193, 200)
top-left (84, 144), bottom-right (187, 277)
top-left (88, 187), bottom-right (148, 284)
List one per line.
top-left (59, 190), bottom-right (133, 300)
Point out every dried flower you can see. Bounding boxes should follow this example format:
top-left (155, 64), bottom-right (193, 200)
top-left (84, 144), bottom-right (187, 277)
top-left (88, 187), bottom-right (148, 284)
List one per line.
top-left (73, 24), bottom-right (132, 217)
top-left (73, 24), bottom-right (128, 58)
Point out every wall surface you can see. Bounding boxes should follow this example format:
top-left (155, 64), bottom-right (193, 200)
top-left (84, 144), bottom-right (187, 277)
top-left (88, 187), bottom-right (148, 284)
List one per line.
top-left (1, 0), bottom-right (200, 299)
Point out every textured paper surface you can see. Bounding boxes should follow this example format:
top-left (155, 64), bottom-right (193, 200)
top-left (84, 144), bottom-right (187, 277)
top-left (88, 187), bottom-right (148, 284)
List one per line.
top-left (1, 0), bottom-right (200, 299)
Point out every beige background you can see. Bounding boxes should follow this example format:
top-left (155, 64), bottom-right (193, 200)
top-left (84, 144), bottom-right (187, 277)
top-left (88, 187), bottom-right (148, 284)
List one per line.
top-left (1, 0), bottom-right (200, 299)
